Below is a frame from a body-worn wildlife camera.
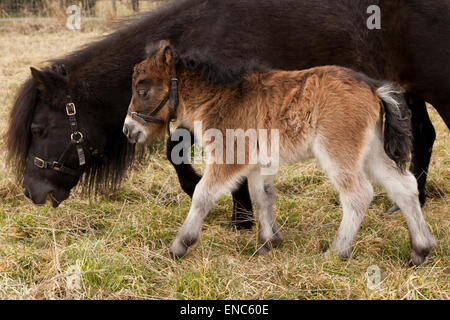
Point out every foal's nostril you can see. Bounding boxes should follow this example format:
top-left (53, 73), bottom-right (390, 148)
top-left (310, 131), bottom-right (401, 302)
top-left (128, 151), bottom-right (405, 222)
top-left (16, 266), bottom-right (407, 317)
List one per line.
top-left (123, 125), bottom-right (129, 137)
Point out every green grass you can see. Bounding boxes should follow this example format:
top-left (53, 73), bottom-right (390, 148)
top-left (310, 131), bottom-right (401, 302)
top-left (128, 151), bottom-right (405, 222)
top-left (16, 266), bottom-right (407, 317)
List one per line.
top-left (0, 19), bottom-right (448, 300)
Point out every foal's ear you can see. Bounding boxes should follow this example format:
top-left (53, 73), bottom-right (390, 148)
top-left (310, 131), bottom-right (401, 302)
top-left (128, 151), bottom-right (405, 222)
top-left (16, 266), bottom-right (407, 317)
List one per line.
top-left (158, 40), bottom-right (176, 69)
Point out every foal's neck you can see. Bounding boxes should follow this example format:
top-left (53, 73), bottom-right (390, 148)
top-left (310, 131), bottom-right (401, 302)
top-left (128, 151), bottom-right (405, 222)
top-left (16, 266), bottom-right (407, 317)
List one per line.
top-left (176, 68), bottom-right (249, 128)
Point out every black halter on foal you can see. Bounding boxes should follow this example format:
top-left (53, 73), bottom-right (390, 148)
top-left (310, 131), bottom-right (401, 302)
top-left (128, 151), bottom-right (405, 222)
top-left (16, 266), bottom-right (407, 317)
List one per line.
top-left (127, 73), bottom-right (179, 134)
top-left (33, 97), bottom-right (98, 177)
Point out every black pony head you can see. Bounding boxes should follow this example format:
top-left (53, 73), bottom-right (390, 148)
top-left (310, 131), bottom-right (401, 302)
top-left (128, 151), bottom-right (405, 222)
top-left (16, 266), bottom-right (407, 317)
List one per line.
top-left (6, 62), bottom-right (134, 207)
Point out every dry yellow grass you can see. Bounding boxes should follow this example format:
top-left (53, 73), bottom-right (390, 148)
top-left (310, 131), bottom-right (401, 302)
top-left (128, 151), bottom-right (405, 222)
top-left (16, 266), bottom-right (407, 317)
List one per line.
top-left (0, 19), bottom-right (448, 300)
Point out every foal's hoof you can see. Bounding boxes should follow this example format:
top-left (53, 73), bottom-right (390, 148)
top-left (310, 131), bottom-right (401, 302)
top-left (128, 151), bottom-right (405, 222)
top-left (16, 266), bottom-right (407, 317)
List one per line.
top-left (410, 239), bottom-right (436, 266)
top-left (385, 204), bottom-right (400, 215)
top-left (169, 242), bottom-right (189, 260)
top-left (331, 243), bottom-right (352, 260)
top-left (169, 236), bottom-right (196, 260)
top-left (257, 231), bottom-right (282, 255)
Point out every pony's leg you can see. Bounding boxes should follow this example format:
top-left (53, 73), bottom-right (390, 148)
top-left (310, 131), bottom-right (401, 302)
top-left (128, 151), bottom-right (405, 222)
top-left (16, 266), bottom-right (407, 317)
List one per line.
top-left (169, 163), bottom-right (247, 259)
top-left (387, 94), bottom-right (435, 214)
top-left (365, 140), bottom-right (436, 265)
top-left (167, 126), bottom-right (254, 229)
top-left (247, 170), bottom-right (281, 254)
top-left (166, 126), bottom-right (200, 197)
top-left (231, 179), bottom-right (255, 230)
top-left (408, 94), bottom-right (435, 206)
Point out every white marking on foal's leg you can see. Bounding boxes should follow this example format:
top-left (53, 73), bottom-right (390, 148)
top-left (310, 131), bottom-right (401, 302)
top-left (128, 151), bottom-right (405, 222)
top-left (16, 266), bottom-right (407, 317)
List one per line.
top-left (313, 140), bottom-right (373, 259)
top-left (169, 166), bottom-right (246, 259)
top-left (247, 170), bottom-right (280, 254)
top-left (365, 140), bottom-right (436, 265)
top-left (169, 179), bottom-right (218, 259)
top-left (332, 175), bottom-right (373, 259)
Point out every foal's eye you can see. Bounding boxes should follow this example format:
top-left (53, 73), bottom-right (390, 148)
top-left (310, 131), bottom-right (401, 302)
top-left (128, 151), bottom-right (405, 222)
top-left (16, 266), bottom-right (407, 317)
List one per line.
top-left (137, 89), bottom-right (148, 98)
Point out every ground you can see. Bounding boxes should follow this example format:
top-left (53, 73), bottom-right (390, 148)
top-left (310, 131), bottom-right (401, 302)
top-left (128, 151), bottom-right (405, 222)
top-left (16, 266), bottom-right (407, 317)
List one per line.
top-left (0, 19), bottom-right (448, 300)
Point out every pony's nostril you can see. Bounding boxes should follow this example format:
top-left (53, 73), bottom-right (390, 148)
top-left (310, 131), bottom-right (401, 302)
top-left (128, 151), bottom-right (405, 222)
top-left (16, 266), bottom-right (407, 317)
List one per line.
top-left (23, 187), bottom-right (31, 199)
top-left (123, 125), bottom-right (129, 137)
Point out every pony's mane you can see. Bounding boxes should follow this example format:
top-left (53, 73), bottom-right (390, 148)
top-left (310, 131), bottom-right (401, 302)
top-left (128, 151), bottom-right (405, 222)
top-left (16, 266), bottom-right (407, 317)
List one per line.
top-left (6, 77), bottom-right (37, 181)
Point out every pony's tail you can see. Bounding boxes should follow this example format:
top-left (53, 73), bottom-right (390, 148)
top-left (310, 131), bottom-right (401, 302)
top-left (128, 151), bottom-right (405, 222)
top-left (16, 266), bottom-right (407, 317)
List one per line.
top-left (376, 84), bottom-right (412, 171)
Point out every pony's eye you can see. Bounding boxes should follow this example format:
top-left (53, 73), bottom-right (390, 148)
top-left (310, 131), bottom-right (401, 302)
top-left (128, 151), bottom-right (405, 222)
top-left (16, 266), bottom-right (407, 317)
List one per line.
top-left (31, 125), bottom-right (45, 137)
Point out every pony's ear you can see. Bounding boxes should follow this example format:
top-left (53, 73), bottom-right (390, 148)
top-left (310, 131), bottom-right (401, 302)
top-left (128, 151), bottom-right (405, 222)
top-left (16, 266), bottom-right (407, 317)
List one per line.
top-left (158, 40), bottom-right (176, 70)
top-left (30, 67), bottom-right (48, 92)
top-left (30, 66), bottom-right (67, 93)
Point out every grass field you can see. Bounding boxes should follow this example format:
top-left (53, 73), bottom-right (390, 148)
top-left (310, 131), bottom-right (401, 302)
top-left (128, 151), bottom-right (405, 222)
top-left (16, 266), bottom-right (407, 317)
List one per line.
top-left (0, 18), bottom-right (448, 300)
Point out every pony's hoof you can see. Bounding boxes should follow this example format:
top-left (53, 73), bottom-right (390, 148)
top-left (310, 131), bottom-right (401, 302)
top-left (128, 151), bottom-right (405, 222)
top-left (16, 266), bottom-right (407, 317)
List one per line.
top-left (385, 204), bottom-right (400, 215)
top-left (233, 220), bottom-right (254, 230)
top-left (232, 213), bottom-right (255, 230)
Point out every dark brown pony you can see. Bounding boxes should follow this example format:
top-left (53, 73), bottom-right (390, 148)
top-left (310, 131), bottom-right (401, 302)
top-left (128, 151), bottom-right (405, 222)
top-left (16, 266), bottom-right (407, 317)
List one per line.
top-left (123, 41), bottom-right (435, 264)
top-left (6, 0), bottom-right (449, 227)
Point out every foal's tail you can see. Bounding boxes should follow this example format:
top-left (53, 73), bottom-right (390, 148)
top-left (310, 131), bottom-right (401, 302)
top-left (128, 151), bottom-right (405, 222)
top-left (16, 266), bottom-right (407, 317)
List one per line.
top-left (376, 84), bottom-right (412, 171)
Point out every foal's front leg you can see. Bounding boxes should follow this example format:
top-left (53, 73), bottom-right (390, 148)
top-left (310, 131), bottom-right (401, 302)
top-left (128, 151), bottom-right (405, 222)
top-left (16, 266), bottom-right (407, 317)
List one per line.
top-left (167, 127), bottom-right (254, 230)
top-left (169, 164), bottom-right (246, 259)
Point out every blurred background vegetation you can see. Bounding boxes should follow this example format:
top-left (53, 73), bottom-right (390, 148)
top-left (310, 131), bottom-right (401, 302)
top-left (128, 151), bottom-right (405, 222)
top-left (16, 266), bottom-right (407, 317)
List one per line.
top-left (0, 0), bottom-right (171, 18)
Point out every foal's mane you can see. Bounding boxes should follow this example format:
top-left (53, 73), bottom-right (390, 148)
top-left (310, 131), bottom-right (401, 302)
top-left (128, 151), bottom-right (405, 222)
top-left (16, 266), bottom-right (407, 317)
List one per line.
top-left (146, 43), bottom-right (269, 85)
top-left (178, 51), bottom-right (269, 84)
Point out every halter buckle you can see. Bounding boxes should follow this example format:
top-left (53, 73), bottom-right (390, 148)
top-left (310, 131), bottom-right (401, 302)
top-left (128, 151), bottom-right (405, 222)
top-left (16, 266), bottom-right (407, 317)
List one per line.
top-left (33, 157), bottom-right (45, 169)
top-left (66, 103), bottom-right (76, 116)
top-left (71, 131), bottom-right (84, 143)
top-left (52, 162), bottom-right (61, 171)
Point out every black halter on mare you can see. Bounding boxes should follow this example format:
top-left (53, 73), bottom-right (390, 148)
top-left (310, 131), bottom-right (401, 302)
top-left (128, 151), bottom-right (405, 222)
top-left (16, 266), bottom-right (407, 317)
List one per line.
top-left (32, 97), bottom-right (98, 177)
top-left (127, 73), bottom-right (179, 134)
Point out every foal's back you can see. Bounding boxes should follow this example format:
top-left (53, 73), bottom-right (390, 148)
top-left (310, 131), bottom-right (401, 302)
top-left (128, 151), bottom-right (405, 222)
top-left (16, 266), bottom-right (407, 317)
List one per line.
top-left (238, 66), bottom-right (382, 164)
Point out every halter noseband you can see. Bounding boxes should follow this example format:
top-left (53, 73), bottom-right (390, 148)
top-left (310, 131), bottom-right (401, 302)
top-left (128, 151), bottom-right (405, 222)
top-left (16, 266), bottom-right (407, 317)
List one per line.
top-left (127, 72), bottom-right (179, 134)
top-left (32, 97), bottom-right (99, 177)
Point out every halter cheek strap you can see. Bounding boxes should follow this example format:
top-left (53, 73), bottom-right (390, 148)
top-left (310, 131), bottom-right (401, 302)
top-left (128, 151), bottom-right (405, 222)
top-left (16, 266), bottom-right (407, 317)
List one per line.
top-left (32, 98), bottom-right (99, 177)
top-left (127, 95), bottom-right (168, 125)
top-left (127, 72), bottom-right (179, 135)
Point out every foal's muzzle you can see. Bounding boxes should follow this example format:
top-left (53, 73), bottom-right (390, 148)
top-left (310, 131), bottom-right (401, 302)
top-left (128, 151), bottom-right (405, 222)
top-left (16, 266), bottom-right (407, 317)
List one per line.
top-left (123, 117), bottom-right (147, 144)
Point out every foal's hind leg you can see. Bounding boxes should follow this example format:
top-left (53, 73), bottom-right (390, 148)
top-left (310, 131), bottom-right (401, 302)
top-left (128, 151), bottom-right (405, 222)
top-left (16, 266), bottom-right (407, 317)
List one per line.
top-left (331, 174), bottom-right (374, 259)
top-left (386, 94), bottom-right (435, 214)
top-left (169, 163), bottom-right (247, 259)
top-left (365, 141), bottom-right (436, 265)
top-left (247, 170), bottom-right (281, 254)
top-left (314, 144), bottom-right (373, 259)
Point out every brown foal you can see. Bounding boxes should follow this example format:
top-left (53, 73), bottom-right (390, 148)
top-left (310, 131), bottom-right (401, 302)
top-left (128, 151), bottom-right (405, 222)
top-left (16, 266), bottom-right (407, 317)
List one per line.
top-left (123, 41), bottom-right (435, 265)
